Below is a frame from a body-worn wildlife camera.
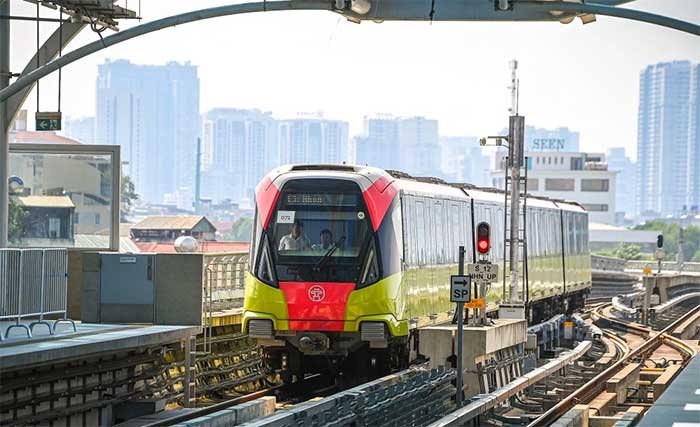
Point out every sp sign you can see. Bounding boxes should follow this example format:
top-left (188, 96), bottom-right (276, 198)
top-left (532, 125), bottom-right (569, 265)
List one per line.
top-left (450, 275), bottom-right (471, 303)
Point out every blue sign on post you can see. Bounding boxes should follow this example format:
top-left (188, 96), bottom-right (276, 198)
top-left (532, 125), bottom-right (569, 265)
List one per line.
top-left (35, 112), bottom-right (62, 131)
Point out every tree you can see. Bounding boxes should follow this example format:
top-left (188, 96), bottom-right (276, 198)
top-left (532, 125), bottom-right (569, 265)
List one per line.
top-left (595, 243), bottom-right (647, 260)
top-left (120, 175), bottom-right (139, 222)
top-left (224, 217), bottom-right (253, 242)
top-left (8, 198), bottom-right (27, 242)
top-left (634, 220), bottom-right (700, 262)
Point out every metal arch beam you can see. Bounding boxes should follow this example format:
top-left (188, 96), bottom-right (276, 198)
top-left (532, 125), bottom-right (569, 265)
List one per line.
top-left (1, 0), bottom-right (699, 104)
top-left (4, 21), bottom-right (86, 129)
top-left (0, 1), bottom-right (333, 104)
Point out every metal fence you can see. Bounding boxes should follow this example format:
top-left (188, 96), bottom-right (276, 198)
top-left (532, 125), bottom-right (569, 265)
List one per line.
top-left (0, 248), bottom-right (75, 340)
top-left (626, 260), bottom-right (700, 273)
top-left (203, 251), bottom-right (249, 311)
top-left (591, 255), bottom-right (627, 272)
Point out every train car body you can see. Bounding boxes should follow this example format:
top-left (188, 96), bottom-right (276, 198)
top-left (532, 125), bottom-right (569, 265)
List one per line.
top-left (243, 164), bottom-right (591, 379)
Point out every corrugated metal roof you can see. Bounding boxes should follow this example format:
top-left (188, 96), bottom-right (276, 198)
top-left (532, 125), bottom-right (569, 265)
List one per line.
top-left (131, 215), bottom-right (215, 231)
top-left (73, 234), bottom-right (141, 252)
top-left (134, 241), bottom-right (248, 253)
top-left (16, 195), bottom-right (75, 208)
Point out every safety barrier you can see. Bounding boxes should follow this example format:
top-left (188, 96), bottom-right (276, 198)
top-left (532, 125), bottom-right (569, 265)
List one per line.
top-left (203, 252), bottom-right (248, 311)
top-left (626, 260), bottom-right (700, 273)
top-left (591, 255), bottom-right (627, 272)
top-left (0, 248), bottom-right (75, 340)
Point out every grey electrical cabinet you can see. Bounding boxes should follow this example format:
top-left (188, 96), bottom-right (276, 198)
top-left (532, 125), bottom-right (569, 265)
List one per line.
top-left (82, 252), bottom-right (204, 326)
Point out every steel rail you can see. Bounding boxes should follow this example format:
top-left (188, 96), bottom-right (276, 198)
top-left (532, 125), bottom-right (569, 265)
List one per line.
top-left (140, 373), bottom-right (330, 427)
top-left (528, 304), bottom-right (700, 427)
top-left (140, 385), bottom-right (282, 427)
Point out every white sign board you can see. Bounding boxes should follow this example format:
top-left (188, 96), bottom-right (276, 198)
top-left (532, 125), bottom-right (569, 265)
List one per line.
top-left (468, 263), bottom-right (499, 284)
top-left (276, 210), bottom-right (295, 224)
top-left (450, 275), bottom-right (471, 303)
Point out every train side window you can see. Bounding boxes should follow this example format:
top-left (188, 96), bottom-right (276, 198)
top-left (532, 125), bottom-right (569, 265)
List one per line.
top-left (416, 199), bottom-right (425, 265)
top-left (434, 200), bottom-right (444, 264)
top-left (451, 203), bottom-right (460, 263)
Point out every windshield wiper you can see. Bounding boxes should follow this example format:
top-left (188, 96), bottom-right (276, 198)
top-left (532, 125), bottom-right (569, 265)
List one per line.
top-left (313, 236), bottom-right (346, 272)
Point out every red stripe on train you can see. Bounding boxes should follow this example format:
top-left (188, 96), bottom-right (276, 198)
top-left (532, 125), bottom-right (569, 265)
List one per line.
top-left (255, 175), bottom-right (280, 229)
top-left (279, 282), bottom-right (355, 331)
top-left (362, 175), bottom-right (398, 231)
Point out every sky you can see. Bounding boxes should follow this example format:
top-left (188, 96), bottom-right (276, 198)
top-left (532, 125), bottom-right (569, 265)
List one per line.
top-left (8, 0), bottom-right (700, 158)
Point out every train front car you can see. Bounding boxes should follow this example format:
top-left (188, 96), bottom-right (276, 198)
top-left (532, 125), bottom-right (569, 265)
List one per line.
top-left (243, 165), bottom-right (406, 382)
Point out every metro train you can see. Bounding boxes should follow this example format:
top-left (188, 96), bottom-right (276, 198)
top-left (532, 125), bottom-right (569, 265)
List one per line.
top-left (242, 164), bottom-right (591, 380)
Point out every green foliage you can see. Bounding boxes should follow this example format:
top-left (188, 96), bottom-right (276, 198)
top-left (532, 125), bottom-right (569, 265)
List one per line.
top-left (634, 220), bottom-right (700, 262)
top-left (595, 244), bottom-right (648, 261)
top-left (8, 198), bottom-right (27, 242)
top-left (120, 175), bottom-right (139, 222)
top-left (224, 217), bottom-right (253, 242)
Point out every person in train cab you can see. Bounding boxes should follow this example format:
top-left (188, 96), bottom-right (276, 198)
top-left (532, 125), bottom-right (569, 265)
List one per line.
top-left (279, 219), bottom-right (310, 251)
top-left (312, 229), bottom-right (334, 251)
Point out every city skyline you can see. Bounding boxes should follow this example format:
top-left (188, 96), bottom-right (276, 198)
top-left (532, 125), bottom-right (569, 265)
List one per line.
top-left (9, 0), bottom-right (699, 159)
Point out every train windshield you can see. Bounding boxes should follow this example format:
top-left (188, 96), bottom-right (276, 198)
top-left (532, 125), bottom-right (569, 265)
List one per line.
top-left (269, 180), bottom-right (371, 282)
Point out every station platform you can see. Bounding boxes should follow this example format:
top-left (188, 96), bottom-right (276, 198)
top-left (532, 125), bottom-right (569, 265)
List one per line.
top-left (0, 320), bottom-right (200, 371)
top-left (638, 354), bottom-right (700, 427)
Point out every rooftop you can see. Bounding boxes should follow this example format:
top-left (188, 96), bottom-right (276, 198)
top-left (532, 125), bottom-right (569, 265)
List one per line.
top-left (134, 241), bottom-right (249, 254)
top-left (131, 215), bottom-right (215, 231)
top-left (16, 195), bottom-right (75, 209)
top-left (10, 131), bottom-right (81, 145)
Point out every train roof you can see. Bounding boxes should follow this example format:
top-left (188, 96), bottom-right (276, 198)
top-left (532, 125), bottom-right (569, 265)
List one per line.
top-left (262, 164), bottom-right (586, 212)
top-left (387, 170), bottom-right (585, 211)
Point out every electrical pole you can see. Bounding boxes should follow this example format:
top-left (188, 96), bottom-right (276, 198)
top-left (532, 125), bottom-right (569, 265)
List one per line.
top-left (507, 60), bottom-right (525, 305)
top-left (0, 0), bottom-right (10, 248)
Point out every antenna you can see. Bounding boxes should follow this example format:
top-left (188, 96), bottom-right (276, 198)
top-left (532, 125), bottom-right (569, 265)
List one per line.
top-left (508, 59), bottom-right (519, 115)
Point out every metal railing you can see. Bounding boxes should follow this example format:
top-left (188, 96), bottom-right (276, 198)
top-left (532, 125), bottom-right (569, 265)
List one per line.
top-left (200, 251), bottom-right (249, 354)
top-left (591, 255), bottom-right (627, 272)
top-left (626, 260), bottom-right (700, 273)
top-left (0, 248), bottom-right (75, 340)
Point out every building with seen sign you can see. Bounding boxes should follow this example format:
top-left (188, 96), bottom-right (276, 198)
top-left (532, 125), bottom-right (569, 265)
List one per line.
top-left (490, 150), bottom-right (617, 225)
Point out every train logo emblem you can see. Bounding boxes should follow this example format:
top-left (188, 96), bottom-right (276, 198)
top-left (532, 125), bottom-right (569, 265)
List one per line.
top-left (308, 285), bottom-right (326, 302)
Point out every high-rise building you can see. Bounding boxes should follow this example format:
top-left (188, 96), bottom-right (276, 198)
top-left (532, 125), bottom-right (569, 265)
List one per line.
top-left (63, 116), bottom-right (95, 145)
top-left (440, 136), bottom-right (488, 186)
top-left (636, 61), bottom-right (699, 218)
top-left (607, 147), bottom-right (636, 223)
top-left (689, 64), bottom-right (700, 213)
top-left (355, 114), bottom-right (400, 170)
top-left (278, 114), bottom-right (350, 165)
top-left (96, 59), bottom-right (200, 204)
top-left (355, 115), bottom-right (439, 175)
top-left (200, 109), bottom-right (278, 203)
top-left (399, 117), bottom-right (440, 176)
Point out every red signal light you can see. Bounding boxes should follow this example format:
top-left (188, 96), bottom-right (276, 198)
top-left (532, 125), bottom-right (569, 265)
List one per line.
top-left (478, 239), bottom-right (490, 253)
top-left (476, 222), bottom-right (491, 255)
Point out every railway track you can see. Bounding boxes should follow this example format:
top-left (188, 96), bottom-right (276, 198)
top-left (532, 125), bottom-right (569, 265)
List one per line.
top-left (140, 373), bottom-right (335, 427)
top-left (525, 302), bottom-right (699, 427)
